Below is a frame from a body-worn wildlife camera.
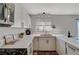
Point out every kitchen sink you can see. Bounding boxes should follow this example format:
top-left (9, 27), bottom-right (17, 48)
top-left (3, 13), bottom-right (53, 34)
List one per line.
top-left (40, 34), bottom-right (53, 37)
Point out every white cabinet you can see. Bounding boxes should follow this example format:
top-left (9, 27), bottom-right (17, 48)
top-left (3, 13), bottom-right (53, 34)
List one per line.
top-left (56, 38), bottom-right (66, 55)
top-left (39, 37), bottom-right (56, 51)
top-left (66, 44), bottom-right (76, 55)
top-left (33, 37), bottom-right (39, 50)
top-left (27, 42), bottom-right (33, 55)
top-left (33, 36), bottom-right (56, 51)
top-left (66, 43), bottom-right (79, 55)
top-left (39, 38), bottom-right (49, 51)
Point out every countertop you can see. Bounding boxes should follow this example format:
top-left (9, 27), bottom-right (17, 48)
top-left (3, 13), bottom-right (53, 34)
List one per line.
top-left (1, 33), bottom-right (79, 49)
top-left (32, 34), bottom-right (79, 49)
top-left (54, 34), bottom-right (79, 49)
top-left (1, 35), bottom-right (33, 48)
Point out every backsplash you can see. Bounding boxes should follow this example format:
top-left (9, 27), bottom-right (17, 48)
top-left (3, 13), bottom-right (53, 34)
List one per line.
top-left (0, 27), bottom-right (26, 47)
top-left (0, 27), bottom-right (26, 40)
top-left (31, 15), bottom-right (78, 36)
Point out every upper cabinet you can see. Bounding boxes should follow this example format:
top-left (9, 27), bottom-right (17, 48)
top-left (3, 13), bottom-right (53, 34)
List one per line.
top-left (12, 4), bottom-right (31, 28)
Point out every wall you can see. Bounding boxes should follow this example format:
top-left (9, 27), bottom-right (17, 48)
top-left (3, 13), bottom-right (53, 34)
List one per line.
top-left (12, 3), bottom-right (31, 28)
top-left (0, 3), bottom-right (31, 38)
top-left (21, 5), bottom-right (31, 28)
top-left (31, 15), bottom-right (79, 36)
top-left (12, 3), bottom-right (22, 27)
top-left (0, 3), bottom-right (32, 46)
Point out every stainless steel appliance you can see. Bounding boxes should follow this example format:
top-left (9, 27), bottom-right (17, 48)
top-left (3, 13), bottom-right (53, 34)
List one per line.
top-left (0, 3), bottom-right (15, 26)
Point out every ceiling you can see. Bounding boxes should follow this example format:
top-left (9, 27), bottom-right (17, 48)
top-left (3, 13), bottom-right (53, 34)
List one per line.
top-left (22, 3), bottom-right (79, 15)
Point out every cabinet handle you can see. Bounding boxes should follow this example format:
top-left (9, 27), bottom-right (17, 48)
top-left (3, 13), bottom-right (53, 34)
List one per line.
top-left (46, 40), bottom-right (49, 44)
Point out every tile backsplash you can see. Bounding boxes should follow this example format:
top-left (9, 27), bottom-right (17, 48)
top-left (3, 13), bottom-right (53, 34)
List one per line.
top-left (0, 27), bottom-right (25, 46)
top-left (0, 27), bottom-right (25, 36)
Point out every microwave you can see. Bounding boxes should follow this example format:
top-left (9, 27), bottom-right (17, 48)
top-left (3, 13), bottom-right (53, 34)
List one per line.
top-left (0, 3), bottom-right (15, 26)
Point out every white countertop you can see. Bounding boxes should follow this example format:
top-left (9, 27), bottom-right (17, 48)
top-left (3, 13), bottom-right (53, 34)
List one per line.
top-left (55, 34), bottom-right (79, 49)
top-left (1, 35), bottom-right (33, 48)
top-left (1, 33), bottom-right (79, 49)
top-left (32, 33), bottom-right (79, 49)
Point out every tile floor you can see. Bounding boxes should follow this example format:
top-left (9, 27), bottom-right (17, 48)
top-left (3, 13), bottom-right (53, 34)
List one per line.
top-left (33, 51), bottom-right (59, 55)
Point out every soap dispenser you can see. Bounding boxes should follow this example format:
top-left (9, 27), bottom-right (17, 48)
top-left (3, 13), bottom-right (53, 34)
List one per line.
top-left (68, 30), bottom-right (71, 38)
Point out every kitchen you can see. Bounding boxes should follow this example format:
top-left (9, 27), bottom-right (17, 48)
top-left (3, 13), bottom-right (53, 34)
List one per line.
top-left (0, 3), bottom-right (79, 55)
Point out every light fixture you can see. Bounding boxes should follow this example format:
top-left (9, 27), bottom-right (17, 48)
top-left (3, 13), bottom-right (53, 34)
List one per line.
top-left (42, 12), bottom-right (56, 29)
top-left (43, 12), bottom-right (46, 14)
top-left (52, 25), bottom-right (56, 28)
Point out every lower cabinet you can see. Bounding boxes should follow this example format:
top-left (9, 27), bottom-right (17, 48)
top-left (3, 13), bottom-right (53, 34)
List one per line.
top-left (66, 43), bottom-right (79, 55)
top-left (33, 36), bottom-right (56, 51)
top-left (33, 37), bottom-right (39, 50)
top-left (39, 37), bottom-right (56, 51)
top-left (56, 38), bottom-right (66, 55)
top-left (27, 43), bottom-right (33, 55)
top-left (0, 48), bottom-right (27, 55)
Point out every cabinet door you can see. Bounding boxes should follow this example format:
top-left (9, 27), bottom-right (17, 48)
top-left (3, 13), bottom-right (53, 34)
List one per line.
top-left (27, 43), bottom-right (33, 55)
top-left (39, 37), bottom-right (55, 51)
top-left (56, 38), bottom-right (65, 55)
top-left (67, 45), bottom-right (77, 55)
top-left (48, 38), bottom-right (56, 50)
top-left (33, 37), bottom-right (39, 50)
top-left (75, 49), bottom-right (79, 55)
top-left (39, 37), bottom-right (49, 51)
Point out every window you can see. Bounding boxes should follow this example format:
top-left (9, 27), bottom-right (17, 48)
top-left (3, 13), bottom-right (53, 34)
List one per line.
top-left (34, 21), bottom-right (52, 32)
top-left (76, 18), bottom-right (79, 38)
top-left (77, 21), bottom-right (79, 37)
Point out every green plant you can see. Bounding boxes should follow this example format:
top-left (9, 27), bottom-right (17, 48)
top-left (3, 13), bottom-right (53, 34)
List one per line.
top-left (20, 33), bottom-right (24, 35)
top-left (19, 33), bottom-right (24, 38)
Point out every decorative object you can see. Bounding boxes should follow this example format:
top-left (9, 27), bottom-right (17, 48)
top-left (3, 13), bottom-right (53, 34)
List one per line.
top-left (25, 29), bottom-right (31, 35)
top-left (67, 30), bottom-right (73, 38)
top-left (19, 33), bottom-right (24, 38)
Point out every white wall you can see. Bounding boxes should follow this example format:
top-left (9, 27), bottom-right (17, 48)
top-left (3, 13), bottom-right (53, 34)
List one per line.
top-left (21, 5), bottom-right (31, 28)
top-left (12, 3), bottom-right (31, 28)
top-left (12, 3), bottom-right (22, 27)
top-left (31, 15), bottom-right (79, 36)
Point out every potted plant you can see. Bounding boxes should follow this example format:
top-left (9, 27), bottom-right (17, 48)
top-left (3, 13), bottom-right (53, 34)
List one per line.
top-left (19, 33), bottom-right (24, 38)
